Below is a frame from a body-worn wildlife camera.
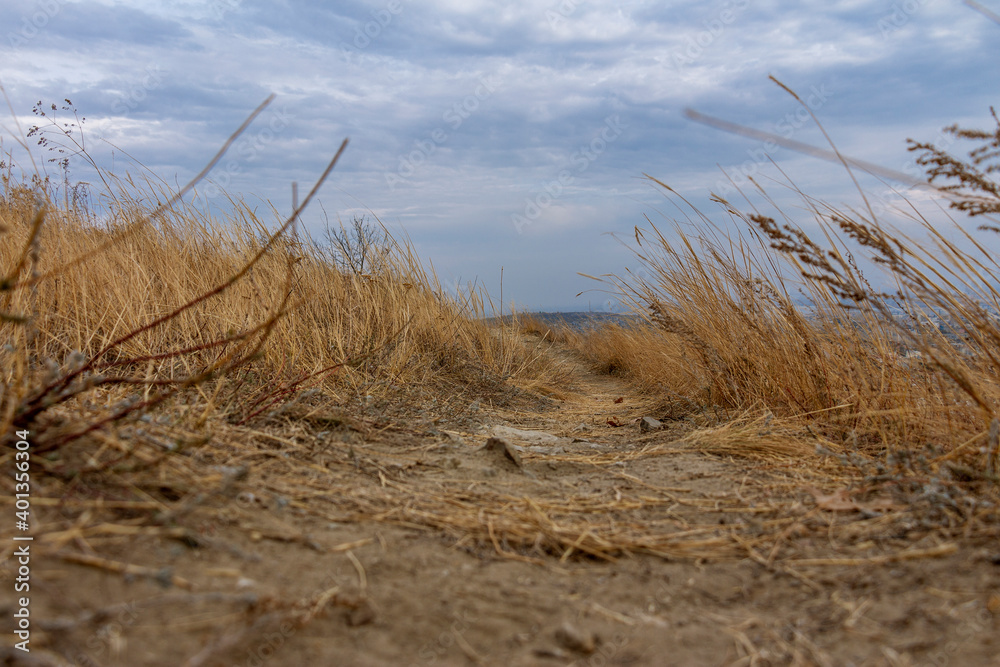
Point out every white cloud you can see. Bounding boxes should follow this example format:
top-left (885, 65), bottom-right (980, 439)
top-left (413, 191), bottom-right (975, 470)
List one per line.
top-left (0, 0), bottom-right (995, 309)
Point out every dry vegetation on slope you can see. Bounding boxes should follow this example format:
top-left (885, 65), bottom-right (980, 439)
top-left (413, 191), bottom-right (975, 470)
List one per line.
top-left (568, 108), bottom-right (1000, 487)
top-left (0, 92), bottom-right (998, 665)
top-left (0, 106), bottom-right (556, 456)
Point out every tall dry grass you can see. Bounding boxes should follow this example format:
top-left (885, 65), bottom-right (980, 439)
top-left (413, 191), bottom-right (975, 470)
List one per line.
top-left (574, 109), bottom-right (1000, 478)
top-left (0, 119), bottom-right (550, 457)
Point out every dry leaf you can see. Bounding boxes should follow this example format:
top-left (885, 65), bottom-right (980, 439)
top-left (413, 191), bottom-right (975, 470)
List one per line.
top-left (807, 487), bottom-right (860, 512)
top-left (806, 487), bottom-right (903, 513)
top-left (860, 497), bottom-right (904, 513)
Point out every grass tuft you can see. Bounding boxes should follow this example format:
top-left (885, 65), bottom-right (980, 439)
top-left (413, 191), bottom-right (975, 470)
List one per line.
top-left (570, 103), bottom-right (1000, 483)
top-left (0, 104), bottom-right (553, 472)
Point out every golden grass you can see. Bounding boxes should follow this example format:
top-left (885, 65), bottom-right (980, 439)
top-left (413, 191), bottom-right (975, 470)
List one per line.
top-left (517, 312), bottom-right (580, 346)
top-left (570, 140), bottom-right (1000, 480)
top-left (0, 91), bottom-right (996, 611)
top-left (0, 161), bottom-right (553, 457)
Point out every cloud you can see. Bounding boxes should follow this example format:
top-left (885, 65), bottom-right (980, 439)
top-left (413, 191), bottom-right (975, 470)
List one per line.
top-left (5, 1), bottom-right (191, 49)
top-left (0, 0), bottom-right (996, 309)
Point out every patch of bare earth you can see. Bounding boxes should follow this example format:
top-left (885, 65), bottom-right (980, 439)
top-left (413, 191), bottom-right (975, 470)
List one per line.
top-left (3, 338), bottom-right (999, 666)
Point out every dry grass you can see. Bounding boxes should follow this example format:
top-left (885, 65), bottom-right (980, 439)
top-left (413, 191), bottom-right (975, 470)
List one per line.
top-left (570, 107), bottom-right (1000, 485)
top-left (0, 107), bottom-right (556, 468)
top-left (517, 312), bottom-right (580, 346)
top-left (0, 190), bottom-right (544, 440)
top-left (0, 94), bottom-right (997, 651)
top-left (0, 118), bottom-right (573, 662)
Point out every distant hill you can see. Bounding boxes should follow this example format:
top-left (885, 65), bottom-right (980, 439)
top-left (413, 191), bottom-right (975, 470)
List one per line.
top-left (490, 311), bottom-right (642, 332)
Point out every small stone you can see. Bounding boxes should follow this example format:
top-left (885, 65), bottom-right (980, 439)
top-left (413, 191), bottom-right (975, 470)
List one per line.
top-left (527, 445), bottom-right (565, 455)
top-left (639, 416), bottom-right (664, 432)
top-left (554, 621), bottom-right (597, 654)
top-left (347, 599), bottom-right (376, 627)
top-left (490, 425), bottom-right (562, 444)
top-left (533, 646), bottom-right (570, 659)
top-left (479, 436), bottom-right (524, 469)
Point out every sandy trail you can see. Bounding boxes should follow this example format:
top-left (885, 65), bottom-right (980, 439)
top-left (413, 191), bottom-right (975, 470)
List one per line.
top-left (7, 337), bottom-right (999, 666)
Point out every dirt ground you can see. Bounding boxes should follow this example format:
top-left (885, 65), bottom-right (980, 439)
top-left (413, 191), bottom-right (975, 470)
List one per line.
top-left (2, 338), bottom-right (999, 666)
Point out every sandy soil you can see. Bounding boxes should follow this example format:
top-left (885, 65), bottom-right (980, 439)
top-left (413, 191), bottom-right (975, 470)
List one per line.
top-left (2, 338), bottom-right (999, 666)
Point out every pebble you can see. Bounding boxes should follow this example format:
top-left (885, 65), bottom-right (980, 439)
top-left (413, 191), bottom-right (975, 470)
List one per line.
top-left (639, 416), bottom-right (664, 432)
top-left (554, 620), bottom-right (597, 654)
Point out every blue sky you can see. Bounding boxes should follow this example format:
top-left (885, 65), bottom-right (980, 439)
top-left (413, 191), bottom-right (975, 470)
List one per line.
top-left (1, 0), bottom-right (996, 311)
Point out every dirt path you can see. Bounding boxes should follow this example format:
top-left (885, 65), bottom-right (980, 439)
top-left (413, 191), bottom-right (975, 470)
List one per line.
top-left (6, 338), bottom-right (1000, 666)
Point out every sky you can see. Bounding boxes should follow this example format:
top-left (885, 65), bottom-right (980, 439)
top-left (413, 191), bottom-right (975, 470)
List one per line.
top-left (1, 0), bottom-right (997, 312)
